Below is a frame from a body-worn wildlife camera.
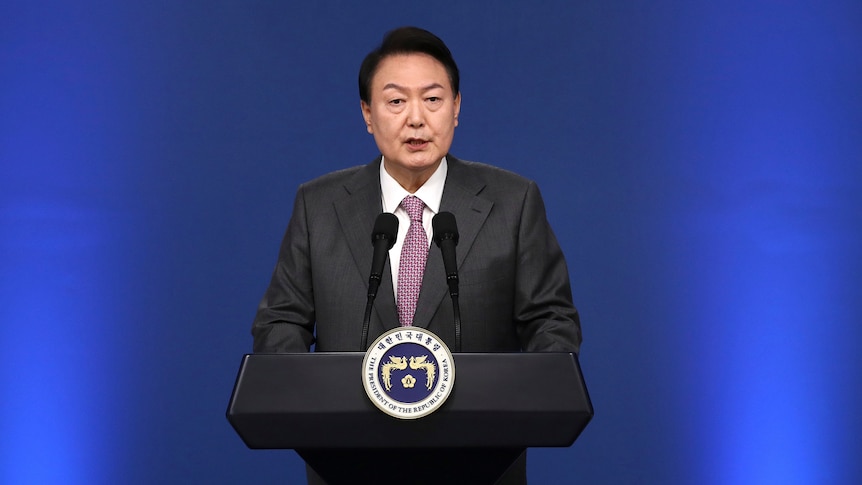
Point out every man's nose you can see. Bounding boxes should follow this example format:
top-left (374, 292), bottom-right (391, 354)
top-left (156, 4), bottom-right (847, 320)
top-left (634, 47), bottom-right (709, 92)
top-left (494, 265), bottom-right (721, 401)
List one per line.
top-left (406, 100), bottom-right (425, 128)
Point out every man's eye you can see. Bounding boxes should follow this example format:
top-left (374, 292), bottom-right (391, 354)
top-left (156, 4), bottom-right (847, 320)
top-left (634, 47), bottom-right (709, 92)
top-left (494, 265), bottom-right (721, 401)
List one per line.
top-left (427, 97), bottom-right (441, 102)
top-left (389, 99), bottom-right (404, 105)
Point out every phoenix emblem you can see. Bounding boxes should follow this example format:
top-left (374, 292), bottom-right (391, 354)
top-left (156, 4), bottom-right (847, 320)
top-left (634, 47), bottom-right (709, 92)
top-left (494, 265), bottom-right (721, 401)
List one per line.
top-left (380, 355), bottom-right (437, 391)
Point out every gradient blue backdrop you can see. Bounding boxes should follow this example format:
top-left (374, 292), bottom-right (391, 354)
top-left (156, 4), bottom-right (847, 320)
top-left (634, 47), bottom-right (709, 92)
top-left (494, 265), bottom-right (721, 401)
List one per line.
top-left (2, 1), bottom-right (860, 483)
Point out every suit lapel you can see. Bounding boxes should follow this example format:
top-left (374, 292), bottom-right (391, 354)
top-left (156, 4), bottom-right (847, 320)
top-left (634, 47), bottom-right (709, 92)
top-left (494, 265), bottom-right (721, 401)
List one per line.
top-left (412, 157), bottom-right (493, 329)
top-left (332, 158), bottom-right (400, 330)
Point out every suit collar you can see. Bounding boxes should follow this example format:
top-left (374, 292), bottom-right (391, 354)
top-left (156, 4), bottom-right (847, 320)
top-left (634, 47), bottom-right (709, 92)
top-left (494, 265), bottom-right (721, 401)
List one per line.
top-left (412, 156), bottom-right (493, 329)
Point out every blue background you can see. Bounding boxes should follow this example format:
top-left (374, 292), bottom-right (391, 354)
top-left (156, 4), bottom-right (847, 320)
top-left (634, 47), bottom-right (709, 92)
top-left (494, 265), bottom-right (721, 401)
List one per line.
top-left (2, 1), bottom-right (861, 483)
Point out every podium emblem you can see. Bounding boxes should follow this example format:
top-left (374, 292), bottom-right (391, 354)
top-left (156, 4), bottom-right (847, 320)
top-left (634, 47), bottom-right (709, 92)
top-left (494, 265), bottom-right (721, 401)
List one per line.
top-left (362, 327), bottom-right (455, 419)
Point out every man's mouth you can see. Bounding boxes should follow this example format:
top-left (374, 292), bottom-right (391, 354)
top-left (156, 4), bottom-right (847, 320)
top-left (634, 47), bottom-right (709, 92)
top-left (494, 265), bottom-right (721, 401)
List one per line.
top-left (406, 138), bottom-right (428, 147)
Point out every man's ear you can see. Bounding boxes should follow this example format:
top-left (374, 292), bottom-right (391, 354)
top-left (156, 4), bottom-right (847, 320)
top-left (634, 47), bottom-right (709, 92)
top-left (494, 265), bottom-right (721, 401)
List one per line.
top-left (453, 93), bottom-right (461, 127)
top-left (360, 100), bottom-right (373, 134)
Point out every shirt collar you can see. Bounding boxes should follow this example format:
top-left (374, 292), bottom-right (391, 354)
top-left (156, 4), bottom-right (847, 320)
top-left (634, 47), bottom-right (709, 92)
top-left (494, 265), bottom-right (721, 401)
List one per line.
top-left (380, 156), bottom-right (448, 214)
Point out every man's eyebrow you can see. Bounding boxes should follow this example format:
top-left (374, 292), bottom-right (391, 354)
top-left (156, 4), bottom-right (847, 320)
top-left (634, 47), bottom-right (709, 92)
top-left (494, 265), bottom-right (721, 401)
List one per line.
top-left (382, 82), bottom-right (445, 92)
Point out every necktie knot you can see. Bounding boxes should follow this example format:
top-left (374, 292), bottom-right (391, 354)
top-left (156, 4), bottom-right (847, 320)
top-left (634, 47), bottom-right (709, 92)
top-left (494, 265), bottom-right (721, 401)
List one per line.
top-left (401, 195), bottom-right (425, 223)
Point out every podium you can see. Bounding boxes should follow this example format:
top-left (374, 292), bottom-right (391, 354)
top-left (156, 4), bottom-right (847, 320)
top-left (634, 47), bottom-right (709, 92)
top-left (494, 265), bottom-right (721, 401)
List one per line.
top-left (227, 352), bottom-right (592, 484)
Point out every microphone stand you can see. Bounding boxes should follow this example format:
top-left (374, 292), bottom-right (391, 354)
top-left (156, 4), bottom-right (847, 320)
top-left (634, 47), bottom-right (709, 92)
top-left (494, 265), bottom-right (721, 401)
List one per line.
top-left (361, 213), bottom-right (398, 350)
top-left (434, 212), bottom-right (462, 353)
top-left (448, 277), bottom-right (462, 352)
top-left (360, 294), bottom-right (375, 351)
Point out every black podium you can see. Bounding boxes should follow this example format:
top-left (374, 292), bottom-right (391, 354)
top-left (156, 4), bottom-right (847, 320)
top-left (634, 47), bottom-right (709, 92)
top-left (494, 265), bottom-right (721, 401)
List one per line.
top-left (227, 352), bottom-right (592, 484)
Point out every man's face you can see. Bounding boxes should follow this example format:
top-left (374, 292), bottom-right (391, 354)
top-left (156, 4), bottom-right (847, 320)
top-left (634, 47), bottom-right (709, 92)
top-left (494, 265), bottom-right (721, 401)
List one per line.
top-left (361, 53), bottom-right (461, 189)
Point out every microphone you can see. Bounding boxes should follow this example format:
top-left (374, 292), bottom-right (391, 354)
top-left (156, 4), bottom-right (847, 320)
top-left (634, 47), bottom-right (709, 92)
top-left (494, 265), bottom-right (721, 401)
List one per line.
top-left (432, 212), bottom-right (460, 296)
top-left (368, 212), bottom-right (399, 299)
top-left (361, 212), bottom-right (398, 350)
top-left (432, 212), bottom-right (461, 351)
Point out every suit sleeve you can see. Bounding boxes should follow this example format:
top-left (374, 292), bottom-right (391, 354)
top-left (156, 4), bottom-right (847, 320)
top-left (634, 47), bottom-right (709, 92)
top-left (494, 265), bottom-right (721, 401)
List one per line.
top-left (513, 181), bottom-right (582, 353)
top-left (251, 185), bottom-right (316, 353)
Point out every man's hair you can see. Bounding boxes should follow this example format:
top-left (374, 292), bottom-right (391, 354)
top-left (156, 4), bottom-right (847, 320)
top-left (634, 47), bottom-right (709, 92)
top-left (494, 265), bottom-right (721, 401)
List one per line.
top-left (358, 26), bottom-right (460, 104)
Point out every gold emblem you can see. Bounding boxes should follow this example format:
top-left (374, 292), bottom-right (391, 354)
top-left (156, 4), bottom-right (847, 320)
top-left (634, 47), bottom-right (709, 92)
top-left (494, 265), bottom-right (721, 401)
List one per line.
top-left (381, 356), bottom-right (408, 391)
top-left (362, 328), bottom-right (455, 419)
top-left (409, 356), bottom-right (436, 390)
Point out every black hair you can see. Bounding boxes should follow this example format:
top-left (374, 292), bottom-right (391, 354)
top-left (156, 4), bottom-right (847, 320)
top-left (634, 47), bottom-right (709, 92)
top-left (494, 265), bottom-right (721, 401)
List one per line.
top-left (358, 26), bottom-right (460, 104)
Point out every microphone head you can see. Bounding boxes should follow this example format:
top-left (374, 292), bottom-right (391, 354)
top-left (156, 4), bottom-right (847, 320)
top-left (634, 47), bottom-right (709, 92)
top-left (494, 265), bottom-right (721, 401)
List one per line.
top-left (371, 212), bottom-right (399, 249)
top-left (432, 212), bottom-right (459, 246)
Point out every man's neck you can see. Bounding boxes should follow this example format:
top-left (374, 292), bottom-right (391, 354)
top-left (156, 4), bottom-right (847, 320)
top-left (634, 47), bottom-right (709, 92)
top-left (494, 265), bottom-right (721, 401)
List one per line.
top-left (382, 159), bottom-right (443, 193)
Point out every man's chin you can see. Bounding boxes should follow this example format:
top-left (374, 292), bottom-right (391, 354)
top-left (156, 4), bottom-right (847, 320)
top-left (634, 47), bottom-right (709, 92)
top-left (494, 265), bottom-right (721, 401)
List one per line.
top-left (386, 155), bottom-right (442, 171)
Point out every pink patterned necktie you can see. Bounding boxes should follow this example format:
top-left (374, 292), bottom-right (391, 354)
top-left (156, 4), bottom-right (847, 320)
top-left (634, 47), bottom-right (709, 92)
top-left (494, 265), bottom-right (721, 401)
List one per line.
top-left (397, 195), bottom-right (428, 326)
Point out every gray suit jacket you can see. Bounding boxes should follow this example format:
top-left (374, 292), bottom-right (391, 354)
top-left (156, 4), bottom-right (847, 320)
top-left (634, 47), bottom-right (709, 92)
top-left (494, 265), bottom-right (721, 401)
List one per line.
top-left (252, 155), bottom-right (581, 354)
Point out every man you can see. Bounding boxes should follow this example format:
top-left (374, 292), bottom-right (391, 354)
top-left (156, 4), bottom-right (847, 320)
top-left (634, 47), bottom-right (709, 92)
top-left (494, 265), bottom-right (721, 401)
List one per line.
top-left (252, 26), bottom-right (581, 484)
